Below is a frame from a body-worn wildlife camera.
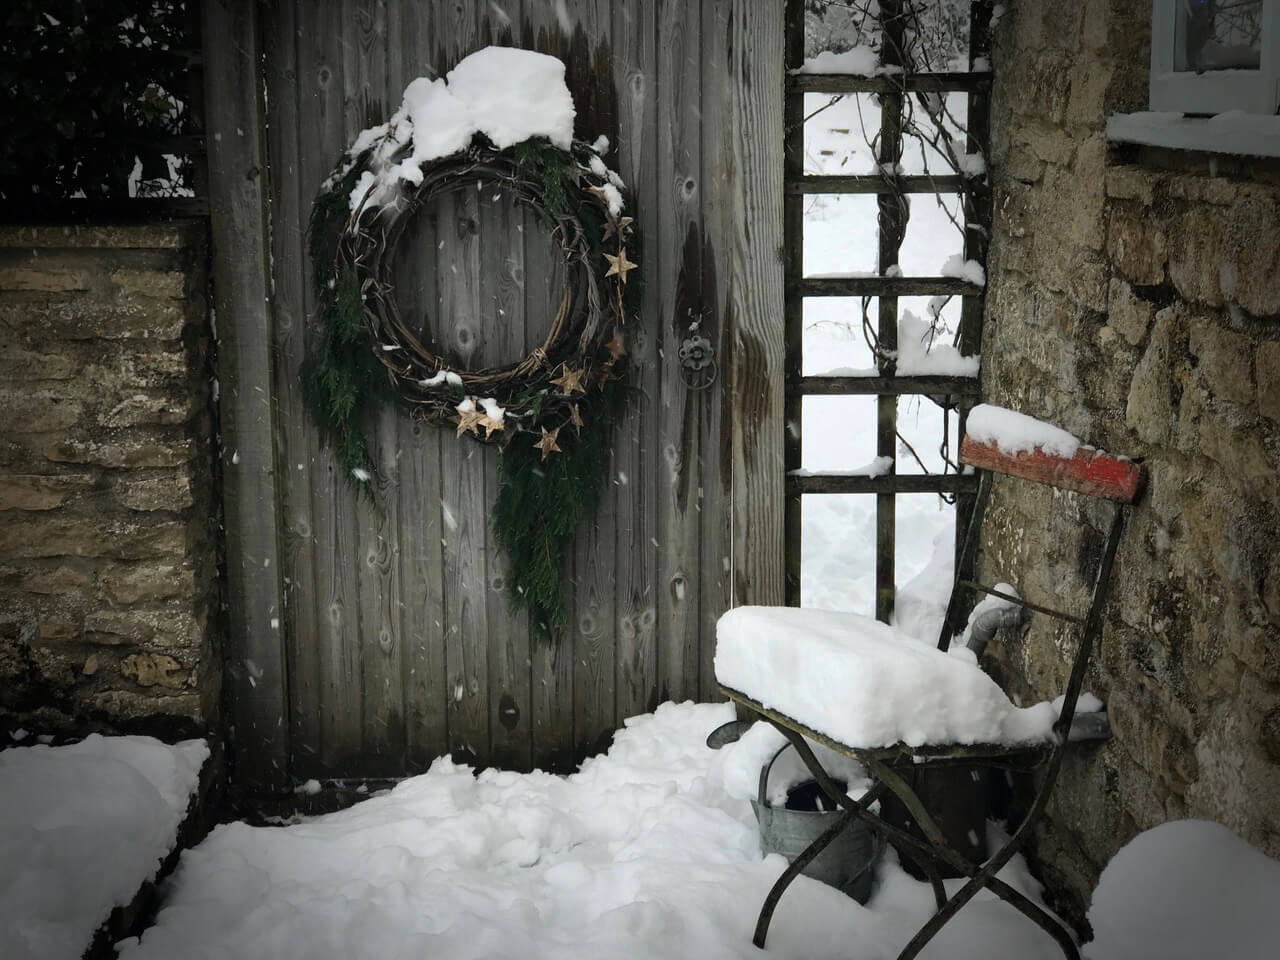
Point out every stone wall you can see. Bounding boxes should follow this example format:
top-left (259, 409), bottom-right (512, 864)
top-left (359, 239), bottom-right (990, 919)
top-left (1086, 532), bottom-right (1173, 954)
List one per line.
top-left (0, 223), bottom-right (220, 737)
top-left (982, 0), bottom-right (1280, 927)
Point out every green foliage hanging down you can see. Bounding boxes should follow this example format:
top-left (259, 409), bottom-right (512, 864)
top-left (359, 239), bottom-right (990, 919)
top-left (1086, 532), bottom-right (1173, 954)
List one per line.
top-left (493, 378), bottom-right (627, 643)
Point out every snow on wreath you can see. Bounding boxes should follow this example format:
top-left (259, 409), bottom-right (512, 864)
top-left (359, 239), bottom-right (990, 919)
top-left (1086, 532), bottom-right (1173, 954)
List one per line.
top-left (304, 46), bottom-right (639, 642)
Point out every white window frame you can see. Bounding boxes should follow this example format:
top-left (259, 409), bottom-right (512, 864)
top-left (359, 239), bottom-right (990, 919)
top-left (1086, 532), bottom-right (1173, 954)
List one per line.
top-left (1150, 0), bottom-right (1280, 115)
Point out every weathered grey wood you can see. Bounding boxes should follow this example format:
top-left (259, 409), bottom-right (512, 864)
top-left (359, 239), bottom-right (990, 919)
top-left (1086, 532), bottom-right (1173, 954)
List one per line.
top-left (789, 375), bottom-right (980, 396)
top-left (202, 0), bottom-right (288, 793)
top-left (787, 72), bottom-right (994, 94)
top-left (788, 174), bottom-right (967, 195)
top-left (787, 474), bottom-right (980, 495)
top-left (782, 0), bottom-right (805, 608)
top-left (796, 276), bottom-right (981, 297)
top-left (651, 0), bottom-right (703, 712)
top-left (567, 0), bottom-right (618, 761)
top-left (726, 0), bottom-right (786, 611)
top-left (262, 0), bottom-right (323, 778)
top-left (239, 0), bottom-right (792, 778)
top-left (697, 0), bottom-right (732, 702)
top-left (303, 0), bottom-right (365, 772)
top-left (613, 1), bottom-right (660, 721)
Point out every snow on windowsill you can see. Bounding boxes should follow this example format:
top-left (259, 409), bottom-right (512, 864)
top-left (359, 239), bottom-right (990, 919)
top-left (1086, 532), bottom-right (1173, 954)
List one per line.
top-left (1106, 111), bottom-right (1280, 159)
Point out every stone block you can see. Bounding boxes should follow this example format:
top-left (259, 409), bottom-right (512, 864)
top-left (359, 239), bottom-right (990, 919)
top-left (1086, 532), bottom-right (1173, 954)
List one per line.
top-left (0, 389), bottom-right (83, 434)
top-left (20, 564), bottom-right (92, 596)
top-left (85, 608), bottom-right (202, 650)
top-left (1222, 191), bottom-right (1280, 317)
top-left (0, 223), bottom-right (203, 251)
top-left (110, 269), bottom-right (186, 301)
top-left (1104, 167), bottom-right (1154, 205)
top-left (1258, 342), bottom-right (1280, 422)
top-left (1106, 206), bottom-right (1167, 285)
top-left (87, 688), bottom-right (205, 721)
top-left (112, 472), bottom-right (193, 512)
top-left (1065, 62), bottom-right (1111, 131)
top-left (83, 349), bottom-right (188, 398)
top-left (0, 347), bottom-right (78, 381)
top-left (1107, 278), bottom-right (1154, 346)
top-left (1125, 307), bottom-right (1181, 448)
top-left (98, 393), bottom-right (190, 428)
top-left (1167, 208), bottom-right (1225, 308)
top-left (0, 513), bottom-right (185, 560)
top-left (0, 473), bottom-right (94, 511)
top-left (0, 299), bottom-right (187, 341)
top-left (44, 433), bottom-right (190, 469)
top-left (1189, 321), bottom-right (1255, 408)
top-left (0, 267), bottom-right (89, 292)
top-left (99, 561), bottom-right (191, 605)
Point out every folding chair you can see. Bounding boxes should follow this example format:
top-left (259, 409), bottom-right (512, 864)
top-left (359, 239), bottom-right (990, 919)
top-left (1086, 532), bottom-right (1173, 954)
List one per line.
top-left (717, 419), bottom-right (1145, 960)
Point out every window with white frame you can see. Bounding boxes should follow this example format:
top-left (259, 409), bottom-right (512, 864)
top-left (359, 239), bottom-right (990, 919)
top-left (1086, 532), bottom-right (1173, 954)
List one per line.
top-left (1150, 0), bottom-right (1279, 115)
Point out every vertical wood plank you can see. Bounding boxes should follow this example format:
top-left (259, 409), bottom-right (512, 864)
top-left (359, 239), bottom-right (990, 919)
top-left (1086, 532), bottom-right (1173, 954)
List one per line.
top-left (651, 0), bottom-right (704, 708)
top-left (202, 0), bottom-right (289, 793)
top-left (567, 0), bottom-right (618, 760)
top-left (698, 0), bottom-right (733, 700)
top-left (299, 0), bottom-right (365, 772)
top-left (344, 0), bottom-right (408, 776)
top-left (611, 2), bottom-right (660, 724)
top-left (480, 2), bottom-right (533, 770)
top-left (726, 0), bottom-right (786, 610)
top-left (262, 0), bottom-right (323, 778)
top-left (782, 0), bottom-right (805, 611)
top-left (391, 0), bottom-right (451, 773)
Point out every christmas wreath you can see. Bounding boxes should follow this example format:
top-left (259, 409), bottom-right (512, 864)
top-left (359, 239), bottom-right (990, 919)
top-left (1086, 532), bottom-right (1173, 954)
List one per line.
top-left (303, 48), bottom-right (637, 641)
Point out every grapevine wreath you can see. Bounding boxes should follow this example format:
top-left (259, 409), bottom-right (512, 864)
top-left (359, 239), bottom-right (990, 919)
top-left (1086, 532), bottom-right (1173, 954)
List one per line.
top-left (303, 48), bottom-right (637, 641)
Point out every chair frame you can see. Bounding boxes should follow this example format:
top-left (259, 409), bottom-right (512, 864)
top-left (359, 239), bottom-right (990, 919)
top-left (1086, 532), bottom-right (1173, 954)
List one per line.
top-left (721, 435), bottom-right (1145, 960)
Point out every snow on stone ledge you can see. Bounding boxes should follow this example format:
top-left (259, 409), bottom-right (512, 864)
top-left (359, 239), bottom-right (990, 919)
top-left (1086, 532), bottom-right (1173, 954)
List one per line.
top-left (966, 404), bottom-right (1081, 458)
top-left (714, 605), bottom-right (1057, 749)
top-left (0, 735), bottom-right (208, 960)
top-left (1106, 110), bottom-right (1280, 159)
top-left (1085, 819), bottom-right (1280, 960)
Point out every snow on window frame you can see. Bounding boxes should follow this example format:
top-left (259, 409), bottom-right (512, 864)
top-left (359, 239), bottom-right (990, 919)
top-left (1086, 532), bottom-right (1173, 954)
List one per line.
top-left (1149, 0), bottom-right (1280, 116)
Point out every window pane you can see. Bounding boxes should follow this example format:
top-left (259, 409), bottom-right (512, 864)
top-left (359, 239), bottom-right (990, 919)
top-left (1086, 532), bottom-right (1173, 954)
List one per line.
top-left (803, 297), bottom-right (879, 376)
top-left (802, 494), bottom-right (876, 614)
top-left (800, 396), bottom-right (878, 472)
top-left (1176, 0), bottom-right (1263, 72)
top-left (896, 396), bottom-right (960, 476)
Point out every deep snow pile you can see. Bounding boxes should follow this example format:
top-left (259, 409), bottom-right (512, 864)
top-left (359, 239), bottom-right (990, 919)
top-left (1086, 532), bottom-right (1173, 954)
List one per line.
top-left (1085, 819), bottom-right (1280, 960)
top-left (119, 703), bottom-right (1062, 960)
top-left (0, 735), bottom-right (208, 960)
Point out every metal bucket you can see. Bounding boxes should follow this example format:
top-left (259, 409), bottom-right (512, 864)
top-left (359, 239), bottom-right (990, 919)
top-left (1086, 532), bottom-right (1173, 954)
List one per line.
top-left (751, 742), bottom-right (883, 903)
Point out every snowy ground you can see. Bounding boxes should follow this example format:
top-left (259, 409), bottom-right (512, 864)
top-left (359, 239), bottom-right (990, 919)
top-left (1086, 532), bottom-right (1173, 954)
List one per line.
top-left (0, 734), bottom-right (207, 960)
top-left (116, 703), bottom-right (1066, 960)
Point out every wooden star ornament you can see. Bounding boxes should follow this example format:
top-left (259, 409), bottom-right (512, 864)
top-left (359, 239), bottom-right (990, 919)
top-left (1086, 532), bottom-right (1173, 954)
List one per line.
top-left (479, 415), bottom-right (505, 439)
top-left (455, 409), bottom-right (486, 437)
top-left (604, 247), bottom-right (638, 284)
top-left (569, 404), bottom-right (584, 435)
top-left (535, 425), bottom-right (562, 460)
top-left (550, 364), bottom-right (586, 395)
top-left (602, 215), bottom-right (634, 242)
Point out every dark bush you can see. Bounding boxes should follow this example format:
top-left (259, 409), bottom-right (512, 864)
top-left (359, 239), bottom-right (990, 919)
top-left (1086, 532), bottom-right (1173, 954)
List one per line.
top-left (0, 1), bottom-right (194, 204)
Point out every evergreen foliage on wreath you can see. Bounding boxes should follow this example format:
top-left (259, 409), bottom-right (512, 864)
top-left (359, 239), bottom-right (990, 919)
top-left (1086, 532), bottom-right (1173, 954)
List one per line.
top-left (304, 125), bottom-right (637, 643)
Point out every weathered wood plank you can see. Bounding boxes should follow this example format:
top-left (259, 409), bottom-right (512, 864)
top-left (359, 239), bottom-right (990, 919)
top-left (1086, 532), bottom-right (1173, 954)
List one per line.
top-left (787, 473), bottom-right (980, 495)
top-left (787, 72), bottom-right (993, 94)
top-left (345, 0), bottom-right (407, 777)
top-left (787, 174), bottom-right (968, 195)
top-left (203, 0), bottom-right (289, 793)
top-left (796, 276), bottom-right (981, 298)
top-left (960, 437), bottom-right (1145, 503)
top-left (568, 0), bottom-right (618, 761)
top-left (302, 0), bottom-right (365, 772)
top-left (698, 0), bottom-right (733, 701)
top-left (262, 0), bottom-right (322, 778)
top-left (787, 375), bottom-right (980, 396)
top-left (782, 0), bottom-right (805, 609)
top-left (610, 0), bottom-right (659, 722)
top-left (387, 0), bottom-right (451, 773)
top-left (727, 0), bottom-right (786, 612)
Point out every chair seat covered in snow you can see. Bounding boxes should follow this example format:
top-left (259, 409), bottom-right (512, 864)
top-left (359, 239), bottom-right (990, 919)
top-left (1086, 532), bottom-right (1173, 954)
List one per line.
top-left (715, 404), bottom-right (1146, 960)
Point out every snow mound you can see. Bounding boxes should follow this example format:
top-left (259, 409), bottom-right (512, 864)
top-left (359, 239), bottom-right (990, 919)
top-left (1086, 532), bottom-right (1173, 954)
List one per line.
top-left (351, 46), bottom-right (577, 210)
top-left (0, 735), bottom-right (207, 960)
top-left (1085, 819), bottom-right (1280, 960)
top-left (715, 606), bottom-right (1057, 748)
